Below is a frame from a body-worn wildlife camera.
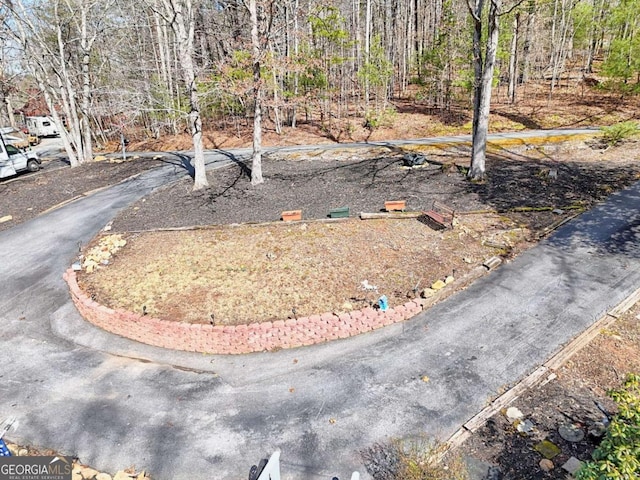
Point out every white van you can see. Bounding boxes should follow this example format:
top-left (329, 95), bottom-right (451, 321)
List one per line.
top-left (26, 116), bottom-right (59, 137)
top-left (0, 135), bottom-right (40, 179)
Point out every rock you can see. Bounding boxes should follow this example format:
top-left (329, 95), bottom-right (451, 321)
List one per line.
top-left (421, 288), bottom-right (436, 298)
top-left (402, 152), bottom-right (427, 167)
top-left (559, 423), bottom-right (585, 443)
top-left (539, 459), bottom-right (554, 472)
top-left (486, 466), bottom-right (502, 480)
top-left (561, 457), bottom-right (583, 475)
top-left (341, 302), bottom-right (354, 311)
top-left (18, 448), bottom-right (28, 456)
top-left (533, 440), bottom-right (561, 459)
top-left (483, 256), bottom-right (502, 270)
top-left (505, 406), bottom-right (523, 420)
top-left (431, 279), bottom-right (446, 290)
top-left (444, 275), bottom-right (455, 285)
top-left (588, 421), bottom-right (607, 438)
top-left (113, 472), bottom-right (134, 480)
top-left (80, 466), bottom-right (100, 479)
top-left (96, 474), bottom-right (112, 480)
top-left (463, 457), bottom-right (496, 480)
top-left (0, 215), bottom-right (12, 223)
top-left (516, 419), bottom-right (535, 435)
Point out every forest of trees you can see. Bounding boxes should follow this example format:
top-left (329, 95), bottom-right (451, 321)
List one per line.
top-left (0, 0), bottom-right (638, 182)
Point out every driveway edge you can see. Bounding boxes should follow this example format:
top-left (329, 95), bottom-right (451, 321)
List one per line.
top-left (63, 266), bottom-right (487, 354)
top-left (447, 285), bottom-right (640, 449)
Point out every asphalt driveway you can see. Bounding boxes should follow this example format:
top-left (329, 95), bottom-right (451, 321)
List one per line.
top-left (2, 130), bottom-right (639, 480)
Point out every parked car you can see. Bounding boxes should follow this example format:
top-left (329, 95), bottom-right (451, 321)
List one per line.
top-left (0, 135), bottom-right (40, 179)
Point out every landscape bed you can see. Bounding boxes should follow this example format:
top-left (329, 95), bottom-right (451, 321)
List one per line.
top-left (78, 138), bottom-right (640, 334)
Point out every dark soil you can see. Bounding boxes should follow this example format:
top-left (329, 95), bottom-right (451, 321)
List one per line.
top-left (112, 151), bottom-right (475, 231)
top-left (111, 141), bottom-right (640, 232)
top-left (0, 156), bottom-right (165, 232)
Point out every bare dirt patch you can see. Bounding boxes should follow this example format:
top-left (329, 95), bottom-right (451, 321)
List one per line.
top-left (78, 215), bottom-right (514, 325)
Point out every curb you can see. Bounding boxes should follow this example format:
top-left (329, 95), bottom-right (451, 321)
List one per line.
top-left (63, 264), bottom-right (490, 355)
top-left (446, 285), bottom-right (640, 449)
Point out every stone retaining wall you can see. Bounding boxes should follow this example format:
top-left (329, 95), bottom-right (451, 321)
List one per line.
top-left (64, 269), bottom-right (427, 354)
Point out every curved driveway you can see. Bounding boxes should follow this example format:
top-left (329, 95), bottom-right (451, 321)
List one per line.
top-left (2, 129), bottom-right (640, 479)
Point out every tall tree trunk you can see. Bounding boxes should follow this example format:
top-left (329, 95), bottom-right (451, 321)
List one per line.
top-left (584, 0), bottom-right (605, 74)
top-left (80, 2), bottom-right (94, 163)
top-left (467, 0), bottom-right (501, 181)
top-left (364, 0), bottom-right (372, 112)
top-left (248, 0), bottom-right (263, 185)
top-left (161, 0), bottom-right (208, 190)
top-left (549, 0), bottom-right (563, 96)
top-left (52, 1), bottom-right (85, 165)
top-left (414, 0), bottom-right (421, 80)
top-left (5, 97), bottom-right (15, 128)
top-left (292, 0), bottom-right (299, 128)
top-left (507, 12), bottom-right (520, 103)
top-left (520, 0), bottom-right (535, 83)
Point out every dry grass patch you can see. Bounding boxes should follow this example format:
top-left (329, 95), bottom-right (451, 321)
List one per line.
top-left (79, 216), bottom-right (522, 325)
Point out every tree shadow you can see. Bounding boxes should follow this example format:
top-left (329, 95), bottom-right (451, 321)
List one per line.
top-left (463, 150), bottom-right (640, 215)
top-left (214, 149), bottom-right (253, 178)
top-left (492, 109), bottom-right (542, 130)
top-left (158, 152), bottom-right (196, 179)
top-left (393, 101), bottom-right (471, 127)
top-left (546, 187), bottom-right (640, 258)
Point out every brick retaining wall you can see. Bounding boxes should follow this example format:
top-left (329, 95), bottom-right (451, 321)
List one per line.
top-left (64, 269), bottom-right (426, 354)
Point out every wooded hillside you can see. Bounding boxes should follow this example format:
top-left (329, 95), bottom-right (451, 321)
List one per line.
top-left (0, 0), bottom-right (638, 150)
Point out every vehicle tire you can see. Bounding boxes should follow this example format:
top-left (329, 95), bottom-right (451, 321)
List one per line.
top-left (27, 159), bottom-right (40, 172)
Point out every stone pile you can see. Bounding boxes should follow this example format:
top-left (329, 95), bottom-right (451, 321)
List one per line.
top-left (4, 441), bottom-right (151, 480)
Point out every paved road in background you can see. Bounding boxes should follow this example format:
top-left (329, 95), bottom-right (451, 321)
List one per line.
top-left (3, 129), bottom-right (640, 480)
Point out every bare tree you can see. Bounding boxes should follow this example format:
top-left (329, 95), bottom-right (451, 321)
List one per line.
top-left (0, 38), bottom-right (16, 127)
top-left (157, 0), bottom-right (208, 190)
top-left (507, 11), bottom-right (520, 103)
top-left (466, 0), bottom-right (523, 180)
top-left (519, 0), bottom-right (536, 84)
top-left (3, 0), bottom-right (83, 166)
top-left (246, 0), bottom-right (263, 185)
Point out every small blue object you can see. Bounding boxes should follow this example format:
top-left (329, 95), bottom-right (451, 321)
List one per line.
top-left (0, 439), bottom-right (11, 456)
top-left (378, 295), bottom-right (388, 312)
